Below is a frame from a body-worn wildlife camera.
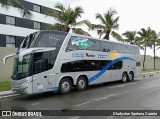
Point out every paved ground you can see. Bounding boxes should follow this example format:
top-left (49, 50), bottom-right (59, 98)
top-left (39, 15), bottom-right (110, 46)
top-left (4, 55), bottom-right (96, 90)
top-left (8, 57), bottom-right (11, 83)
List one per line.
top-left (1, 75), bottom-right (160, 119)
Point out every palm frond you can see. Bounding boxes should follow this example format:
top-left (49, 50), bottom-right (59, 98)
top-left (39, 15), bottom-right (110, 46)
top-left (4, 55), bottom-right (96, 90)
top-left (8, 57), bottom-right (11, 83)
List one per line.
top-left (47, 23), bottom-right (64, 31)
top-left (111, 31), bottom-right (123, 41)
top-left (72, 28), bottom-right (90, 36)
top-left (95, 13), bottom-right (106, 24)
top-left (0, 0), bottom-right (31, 18)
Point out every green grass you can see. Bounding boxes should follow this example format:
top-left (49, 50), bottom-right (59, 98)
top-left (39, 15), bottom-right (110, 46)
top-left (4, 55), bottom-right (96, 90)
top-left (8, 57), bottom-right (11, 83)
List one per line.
top-left (0, 81), bottom-right (11, 91)
top-left (142, 69), bottom-right (160, 73)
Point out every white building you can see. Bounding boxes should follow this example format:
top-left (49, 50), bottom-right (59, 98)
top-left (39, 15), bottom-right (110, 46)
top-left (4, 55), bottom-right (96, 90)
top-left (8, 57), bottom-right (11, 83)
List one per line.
top-left (0, 0), bottom-right (55, 48)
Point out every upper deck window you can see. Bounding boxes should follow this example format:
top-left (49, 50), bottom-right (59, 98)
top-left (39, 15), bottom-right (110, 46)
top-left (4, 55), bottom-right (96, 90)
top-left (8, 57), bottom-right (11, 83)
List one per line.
top-left (36, 31), bottom-right (67, 47)
top-left (66, 36), bottom-right (100, 52)
top-left (100, 41), bottom-right (112, 52)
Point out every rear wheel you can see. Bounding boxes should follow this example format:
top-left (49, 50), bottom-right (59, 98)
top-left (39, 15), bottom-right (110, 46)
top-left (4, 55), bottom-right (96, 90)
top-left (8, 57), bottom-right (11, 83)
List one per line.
top-left (76, 76), bottom-right (87, 91)
top-left (128, 72), bottom-right (134, 81)
top-left (122, 72), bottom-right (128, 83)
top-left (59, 78), bottom-right (72, 94)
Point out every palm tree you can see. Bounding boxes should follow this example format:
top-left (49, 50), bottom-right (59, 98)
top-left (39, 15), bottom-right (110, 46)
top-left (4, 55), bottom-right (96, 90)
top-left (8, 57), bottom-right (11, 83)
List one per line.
top-left (87, 8), bottom-right (119, 40)
top-left (122, 31), bottom-right (137, 44)
top-left (0, 0), bottom-right (31, 17)
top-left (137, 27), bottom-right (153, 70)
top-left (46, 3), bottom-right (90, 36)
top-left (149, 30), bottom-right (160, 70)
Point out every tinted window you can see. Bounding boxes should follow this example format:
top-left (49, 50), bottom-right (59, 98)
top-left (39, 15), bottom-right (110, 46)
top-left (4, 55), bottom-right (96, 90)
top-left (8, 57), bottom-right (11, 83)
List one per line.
top-left (125, 45), bottom-right (130, 54)
top-left (20, 32), bottom-right (37, 48)
top-left (121, 45), bottom-right (127, 53)
top-left (136, 62), bottom-right (141, 66)
top-left (100, 41), bottom-right (112, 52)
top-left (37, 32), bottom-right (67, 47)
top-left (130, 46), bottom-right (135, 54)
top-left (32, 51), bottom-right (55, 75)
top-left (66, 36), bottom-right (100, 51)
top-left (112, 61), bottom-right (123, 69)
top-left (112, 43), bottom-right (122, 52)
top-left (135, 47), bottom-right (140, 54)
top-left (61, 60), bottom-right (114, 73)
top-left (61, 60), bottom-right (90, 72)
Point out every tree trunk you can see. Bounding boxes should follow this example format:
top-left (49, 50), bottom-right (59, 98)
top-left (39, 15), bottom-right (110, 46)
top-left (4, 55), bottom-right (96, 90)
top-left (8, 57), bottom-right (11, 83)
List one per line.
top-left (143, 46), bottom-right (147, 71)
top-left (103, 31), bottom-right (110, 40)
top-left (64, 24), bottom-right (70, 32)
top-left (153, 42), bottom-right (156, 70)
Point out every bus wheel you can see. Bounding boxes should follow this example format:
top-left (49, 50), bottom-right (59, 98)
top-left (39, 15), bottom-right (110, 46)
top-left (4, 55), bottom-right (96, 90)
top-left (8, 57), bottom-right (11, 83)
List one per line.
top-left (76, 76), bottom-right (87, 91)
top-left (59, 78), bottom-right (72, 94)
top-left (128, 72), bottom-right (134, 81)
top-left (122, 72), bottom-right (127, 83)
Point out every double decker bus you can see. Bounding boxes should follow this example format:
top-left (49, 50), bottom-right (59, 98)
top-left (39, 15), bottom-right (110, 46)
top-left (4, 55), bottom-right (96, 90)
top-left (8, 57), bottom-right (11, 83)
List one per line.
top-left (4, 30), bottom-right (141, 94)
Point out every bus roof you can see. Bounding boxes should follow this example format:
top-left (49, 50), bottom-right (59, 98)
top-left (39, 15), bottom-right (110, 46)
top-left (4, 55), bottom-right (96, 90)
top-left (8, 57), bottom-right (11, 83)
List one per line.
top-left (35, 30), bottom-right (139, 48)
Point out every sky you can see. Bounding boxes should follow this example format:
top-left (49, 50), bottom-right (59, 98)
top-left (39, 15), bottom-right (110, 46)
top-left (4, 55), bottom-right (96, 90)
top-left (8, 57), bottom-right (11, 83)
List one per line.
top-left (52, 0), bottom-right (160, 56)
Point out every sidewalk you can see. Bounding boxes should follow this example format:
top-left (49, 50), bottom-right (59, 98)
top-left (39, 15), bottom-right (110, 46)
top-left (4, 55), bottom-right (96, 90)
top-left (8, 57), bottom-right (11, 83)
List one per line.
top-left (0, 71), bottom-right (160, 98)
top-left (0, 90), bottom-right (13, 97)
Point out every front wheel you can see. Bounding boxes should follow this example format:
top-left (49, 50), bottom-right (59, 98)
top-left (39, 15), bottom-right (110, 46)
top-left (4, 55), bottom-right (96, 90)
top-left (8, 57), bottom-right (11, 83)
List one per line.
top-left (122, 72), bottom-right (128, 83)
top-left (59, 78), bottom-right (72, 94)
top-left (76, 76), bottom-right (87, 91)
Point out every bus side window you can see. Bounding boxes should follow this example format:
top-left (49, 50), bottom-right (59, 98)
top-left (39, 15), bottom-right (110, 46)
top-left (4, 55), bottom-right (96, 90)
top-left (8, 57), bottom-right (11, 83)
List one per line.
top-left (122, 45), bottom-right (126, 53)
top-left (130, 46), bottom-right (135, 54)
top-left (112, 61), bottom-right (123, 69)
top-left (66, 37), bottom-right (77, 52)
top-left (113, 44), bottom-right (122, 53)
top-left (124, 45), bottom-right (130, 54)
top-left (135, 47), bottom-right (140, 54)
top-left (33, 51), bottom-right (53, 75)
top-left (100, 42), bottom-right (112, 52)
top-left (86, 39), bottom-right (100, 51)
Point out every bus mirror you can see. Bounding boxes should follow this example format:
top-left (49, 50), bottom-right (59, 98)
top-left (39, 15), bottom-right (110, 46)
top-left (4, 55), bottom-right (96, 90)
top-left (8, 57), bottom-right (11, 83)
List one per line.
top-left (3, 54), bottom-right (15, 64)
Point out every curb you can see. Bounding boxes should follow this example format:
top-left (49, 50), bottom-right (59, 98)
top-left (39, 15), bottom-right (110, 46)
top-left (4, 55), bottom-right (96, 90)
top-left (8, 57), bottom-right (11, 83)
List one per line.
top-left (0, 90), bottom-right (14, 98)
top-left (141, 71), bottom-right (160, 78)
top-left (0, 71), bottom-right (160, 98)
top-left (0, 90), bottom-right (20, 99)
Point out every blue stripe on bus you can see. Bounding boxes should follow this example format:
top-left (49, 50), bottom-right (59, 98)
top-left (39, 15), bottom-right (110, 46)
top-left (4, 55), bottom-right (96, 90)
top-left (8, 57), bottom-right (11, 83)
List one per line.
top-left (47, 87), bottom-right (59, 90)
top-left (88, 57), bottom-right (136, 83)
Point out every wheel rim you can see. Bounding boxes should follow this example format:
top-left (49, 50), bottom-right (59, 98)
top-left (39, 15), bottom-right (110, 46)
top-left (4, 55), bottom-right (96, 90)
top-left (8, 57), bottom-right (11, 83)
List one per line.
top-left (78, 79), bottom-right (85, 89)
top-left (123, 74), bottom-right (127, 82)
top-left (61, 81), bottom-right (70, 92)
top-left (129, 73), bottom-right (133, 80)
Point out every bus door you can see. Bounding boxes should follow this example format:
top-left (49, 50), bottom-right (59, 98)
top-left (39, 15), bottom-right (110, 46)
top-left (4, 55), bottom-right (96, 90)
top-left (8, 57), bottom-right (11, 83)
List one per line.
top-left (32, 51), bottom-right (50, 93)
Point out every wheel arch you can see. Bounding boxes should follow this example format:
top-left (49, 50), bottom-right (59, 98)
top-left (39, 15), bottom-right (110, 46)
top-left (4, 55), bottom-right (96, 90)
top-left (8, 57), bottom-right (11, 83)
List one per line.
top-left (59, 76), bottom-right (74, 87)
top-left (76, 74), bottom-right (89, 86)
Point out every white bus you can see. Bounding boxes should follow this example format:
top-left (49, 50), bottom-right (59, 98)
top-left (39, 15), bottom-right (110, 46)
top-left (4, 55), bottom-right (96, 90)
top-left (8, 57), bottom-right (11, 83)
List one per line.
top-left (4, 30), bottom-right (141, 94)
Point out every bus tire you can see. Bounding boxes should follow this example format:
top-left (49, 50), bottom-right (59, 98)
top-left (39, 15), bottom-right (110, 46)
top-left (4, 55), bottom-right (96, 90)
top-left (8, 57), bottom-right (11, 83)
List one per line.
top-left (122, 72), bottom-right (128, 83)
top-left (128, 72), bottom-right (134, 81)
top-left (59, 78), bottom-right (72, 94)
top-left (76, 76), bottom-right (87, 91)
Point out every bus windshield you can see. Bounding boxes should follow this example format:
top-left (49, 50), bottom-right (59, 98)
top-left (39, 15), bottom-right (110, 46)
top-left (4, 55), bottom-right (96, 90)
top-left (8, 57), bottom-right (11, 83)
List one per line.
top-left (12, 55), bottom-right (31, 80)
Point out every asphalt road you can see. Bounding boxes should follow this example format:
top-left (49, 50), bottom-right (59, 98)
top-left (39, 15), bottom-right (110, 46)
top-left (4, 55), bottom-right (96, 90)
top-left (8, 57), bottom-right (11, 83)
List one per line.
top-left (1, 75), bottom-right (160, 119)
